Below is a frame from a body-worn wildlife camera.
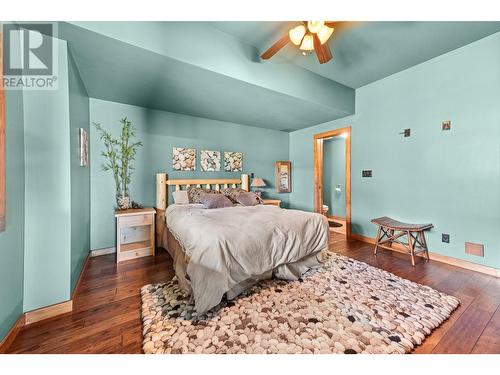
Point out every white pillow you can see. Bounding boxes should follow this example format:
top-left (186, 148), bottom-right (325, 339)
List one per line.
top-left (172, 190), bottom-right (189, 204)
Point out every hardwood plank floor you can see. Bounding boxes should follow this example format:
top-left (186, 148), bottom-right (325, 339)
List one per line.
top-left (6, 232), bottom-right (500, 354)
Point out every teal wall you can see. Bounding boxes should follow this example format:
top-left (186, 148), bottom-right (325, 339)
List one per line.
top-left (90, 99), bottom-right (290, 251)
top-left (23, 38), bottom-right (72, 311)
top-left (1, 37), bottom-right (90, 339)
top-left (323, 137), bottom-right (346, 217)
top-left (68, 49), bottom-right (90, 292)
top-left (290, 32), bottom-right (500, 269)
top-left (0, 88), bottom-right (25, 341)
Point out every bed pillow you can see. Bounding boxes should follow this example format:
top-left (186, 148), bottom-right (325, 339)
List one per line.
top-left (234, 191), bottom-right (263, 206)
top-left (200, 192), bottom-right (234, 209)
top-left (221, 187), bottom-right (246, 203)
top-left (172, 190), bottom-right (189, 205)
top-left (187, 186), bottom-right (219, 204)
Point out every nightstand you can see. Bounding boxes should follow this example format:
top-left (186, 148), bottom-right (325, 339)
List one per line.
top-left (263, 199), bottom-right (281, 207)
top-left (115, 208), bottom-right (156, 263)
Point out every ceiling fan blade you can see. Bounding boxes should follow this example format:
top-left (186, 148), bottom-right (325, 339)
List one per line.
top-left (325, 21), bottom-right (360, 32)
top-left (313, 34), bottom-right (333, 64)
top-left (260, 34), bottom-right (290, 60)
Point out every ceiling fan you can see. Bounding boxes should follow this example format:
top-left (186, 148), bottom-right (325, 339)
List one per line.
top-left (261, 21), bottom-right (354, 64)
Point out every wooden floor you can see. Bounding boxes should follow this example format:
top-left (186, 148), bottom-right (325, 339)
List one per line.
top-left (6, 232), bottom-right (500, 354)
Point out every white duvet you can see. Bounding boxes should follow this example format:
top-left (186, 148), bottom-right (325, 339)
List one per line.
top-left (166, 203), bottom-right (329, 314)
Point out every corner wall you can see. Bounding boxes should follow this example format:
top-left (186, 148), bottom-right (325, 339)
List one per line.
top-left (289, 32), bottom-right (500, 269)
top-left (0, 88), bottom-right (25, 342)
top-left (23, 38), bottom-right (72, 311)
top-left (68, 48), bottom-right (90, 292)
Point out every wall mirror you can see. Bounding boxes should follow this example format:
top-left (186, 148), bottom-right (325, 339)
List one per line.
top-left (275, 161), bottom-right (291, 193)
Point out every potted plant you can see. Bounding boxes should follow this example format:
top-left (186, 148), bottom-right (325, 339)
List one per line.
top-left (93, 118), bottom-right (143, 210)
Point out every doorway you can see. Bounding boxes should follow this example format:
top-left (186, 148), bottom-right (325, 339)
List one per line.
top-left (313, 126), bottom-right (351, 238)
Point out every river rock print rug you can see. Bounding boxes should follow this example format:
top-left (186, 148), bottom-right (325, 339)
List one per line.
top-left (141, 253), bottom-right (459, 354)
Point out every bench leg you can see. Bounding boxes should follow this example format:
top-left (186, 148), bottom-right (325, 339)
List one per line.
top-left (388, 229), bottom-right (394, 248)
top-left (407, 230), bottom-right (416, 267)
top-left (419, 231), bottom-right (430, 261)
top-left (374, 226), bottom-right (382, 255)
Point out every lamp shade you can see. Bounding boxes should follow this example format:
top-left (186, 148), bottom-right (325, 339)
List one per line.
top-left (289, 25), bottom-right (306, 46)
top-left (251, 177), bottom-right (266, 188)
top-left (317, 25), bottom-right (334, 45)
top-left (299, 34), bottom-right (314, 51)
top-left (307, 21), bottom-right (324, 34)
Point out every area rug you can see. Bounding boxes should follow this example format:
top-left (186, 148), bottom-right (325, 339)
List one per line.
top-left (141, 253), bottom-right (460, 354)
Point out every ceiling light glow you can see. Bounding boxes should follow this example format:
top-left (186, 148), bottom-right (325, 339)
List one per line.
top-left (289, 25), bottom-right (306, 46)
top-left (299, 34), bottom-right (315, 51)
top-left (307, 21), bottom-right (324, 34)
top-left (317, 25), bottom-right (334, 44)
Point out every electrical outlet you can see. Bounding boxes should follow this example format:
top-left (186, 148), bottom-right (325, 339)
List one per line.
top-left (442, 121), bottom-right (451, 131)
top-left (362, 170), bottom-right (372, 177)
top-left (442, 233), bottom-right (450, 243)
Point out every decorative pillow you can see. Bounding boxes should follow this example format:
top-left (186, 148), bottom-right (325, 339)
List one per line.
top-left (200, 193), bottom-right (234, 209)
top-left (221, 187), bottom-right (246, 203)
top-left (187, 187), bottom-right (219, 204)
top-left (172, 190), bottom-right (189, 205)
top-left (234, 191), bottom-right (263, 206)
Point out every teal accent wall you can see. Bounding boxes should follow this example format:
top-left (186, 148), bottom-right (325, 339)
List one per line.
top-left (68, 49), bottom-right (90, 292)
top-left (323, 137), bottom-right (346, 218)
top-left (23, 38), bottom-right (72, 311)
top-left (290, 32), bottom-right (500, 269)
top-left (0, 88), bottom-right (25, 341)
top-left (90, 99), bottom-right (290, 251)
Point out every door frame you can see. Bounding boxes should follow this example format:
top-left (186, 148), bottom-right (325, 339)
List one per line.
top-left (0, 30), bottom-right (5, 232)
top-left (313, 126), bottom-right (351, 238)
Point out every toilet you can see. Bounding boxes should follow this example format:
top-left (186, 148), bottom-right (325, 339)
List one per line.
top-left (322, 204), bottom-right (329, 216)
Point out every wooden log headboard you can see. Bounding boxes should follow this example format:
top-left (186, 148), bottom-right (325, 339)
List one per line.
top-left (155, 173), bottom-right (250, 247)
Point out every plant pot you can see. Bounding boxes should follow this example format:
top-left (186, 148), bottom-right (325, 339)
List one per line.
top-left (117, 195), bottom-right (130, 210)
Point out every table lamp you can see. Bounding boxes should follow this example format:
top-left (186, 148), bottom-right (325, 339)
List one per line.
top-left (250, 177), bottom-right (266, 197)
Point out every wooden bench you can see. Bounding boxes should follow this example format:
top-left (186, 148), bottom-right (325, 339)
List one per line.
top-left (371, 216), bottom-right (433, 266)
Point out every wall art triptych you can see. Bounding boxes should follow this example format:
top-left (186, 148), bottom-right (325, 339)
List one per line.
top-left (172, 147), bottom-right (242, 172)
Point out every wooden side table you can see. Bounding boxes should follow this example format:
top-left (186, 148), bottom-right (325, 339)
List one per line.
top-left (115, 208), bottom-right (156, 263)
top-left (263, 199), bottom-right (281, 207)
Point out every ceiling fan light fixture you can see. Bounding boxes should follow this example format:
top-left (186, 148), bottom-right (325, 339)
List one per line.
top-left (289, 25), bottom-right (306, 46)
top-left (307, 21), bottom-right (324, 34)
top-left (299, 33), bottom-right (314, 51)
top-left (317, 25), bottom-right (334, 44)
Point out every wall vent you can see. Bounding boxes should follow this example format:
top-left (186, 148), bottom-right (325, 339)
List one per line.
top-left (465, 242), bottom-right (484, 257)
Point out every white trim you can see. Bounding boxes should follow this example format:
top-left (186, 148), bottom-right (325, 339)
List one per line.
top-left (90, 246), bottom-right (116, 257)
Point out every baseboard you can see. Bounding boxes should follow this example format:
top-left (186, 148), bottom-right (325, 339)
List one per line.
top-left (349, 233), bottom-right (376, 244)
top-left (24, 300), bottom-right (73, 326)
top-left (0, 315), bottom-right (25, 353)
top-left (72, 253), bottom-right (90, 299)
top-left (90, 246), bottom-right (116, 257)
top-left (349, 233), bottom-right (500, 278)
top-left (0, 253), bottom-right (90, 351)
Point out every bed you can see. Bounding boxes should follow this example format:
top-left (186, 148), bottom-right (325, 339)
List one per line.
top-left (155, 173), bottom-right (329, 314)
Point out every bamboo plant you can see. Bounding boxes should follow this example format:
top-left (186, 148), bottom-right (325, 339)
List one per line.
top-left (93, 118), bottom-right (143, 210)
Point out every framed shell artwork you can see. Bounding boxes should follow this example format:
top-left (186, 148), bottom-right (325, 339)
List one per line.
top-left (173, 147), bottom-right (196, 171)
top-left (224, 151), bottom-right (242, 172)
top-left (201, 150), bottom-right (221, 171)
